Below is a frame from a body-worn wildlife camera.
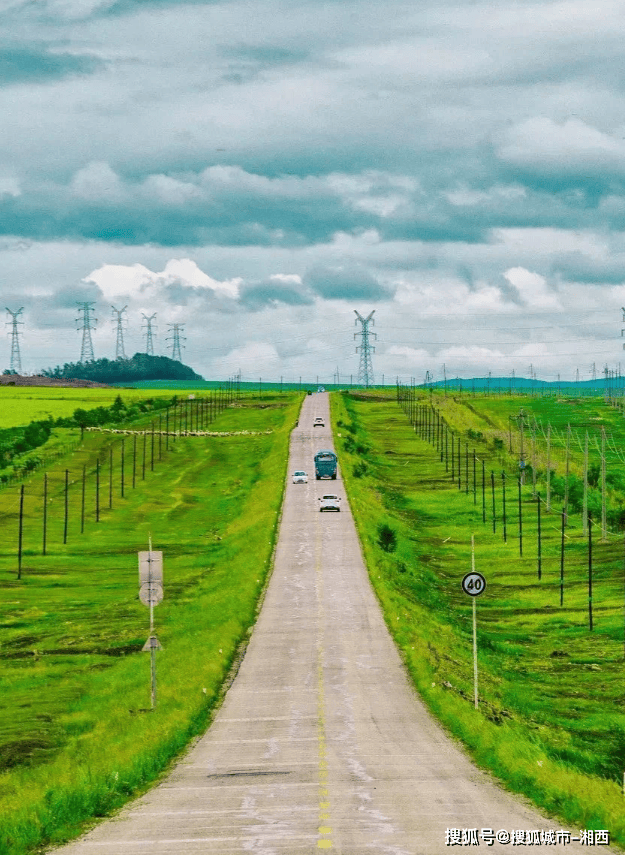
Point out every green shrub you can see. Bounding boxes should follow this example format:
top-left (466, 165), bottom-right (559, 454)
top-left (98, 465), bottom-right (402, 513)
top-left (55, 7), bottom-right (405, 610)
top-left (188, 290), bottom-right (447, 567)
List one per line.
top-left (377, 523), bottom-right (397, 553)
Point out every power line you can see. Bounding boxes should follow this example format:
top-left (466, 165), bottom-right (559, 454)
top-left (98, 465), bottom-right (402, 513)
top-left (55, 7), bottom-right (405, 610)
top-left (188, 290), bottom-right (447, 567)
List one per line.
top-left (354, 309), bottom-right (376, 387)
top-left (76, 302), bottom-right (97, 363)
top-left (167, 323), bottom-right (185, 362)
top-left (111, 305), bottom-right (127, 360)
top-left (142, 313), bottom-right (157, 356)
top-left (5, 307), bottom-right (24, 374)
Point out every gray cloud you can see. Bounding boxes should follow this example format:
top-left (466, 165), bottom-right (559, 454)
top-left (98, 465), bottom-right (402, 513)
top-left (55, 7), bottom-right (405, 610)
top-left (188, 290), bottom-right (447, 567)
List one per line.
top-left (239, 277), bottom-right (314, 311)
top-left (2, 0), bottom-right (625, 380)
top-left (0, 44), bottom-right (104, 84)
top-left (304, 265), bottom-right (391, 301)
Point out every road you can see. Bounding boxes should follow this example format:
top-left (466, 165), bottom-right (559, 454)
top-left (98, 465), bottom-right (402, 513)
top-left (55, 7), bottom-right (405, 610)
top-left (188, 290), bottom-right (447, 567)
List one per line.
top-left (53, 393), bottom-right (603, 854)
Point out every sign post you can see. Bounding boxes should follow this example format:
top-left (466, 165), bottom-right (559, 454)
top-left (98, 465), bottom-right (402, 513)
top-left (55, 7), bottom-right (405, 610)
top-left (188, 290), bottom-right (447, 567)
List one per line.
top-left (461, 535), bottom-right (486, 710)
top-left (138, 538), bottom-right (163, 709)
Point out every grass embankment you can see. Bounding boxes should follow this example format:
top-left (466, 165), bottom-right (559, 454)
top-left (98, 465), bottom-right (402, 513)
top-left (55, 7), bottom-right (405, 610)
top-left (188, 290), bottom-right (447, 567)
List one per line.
top-left (0, 391), bottom-right (302, 855)
top-left (332, 390), bottom-right (625, 847)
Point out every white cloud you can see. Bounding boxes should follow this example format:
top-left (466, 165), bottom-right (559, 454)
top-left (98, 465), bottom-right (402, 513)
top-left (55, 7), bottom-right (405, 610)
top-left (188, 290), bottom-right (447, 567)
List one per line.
top-left (159, 259), bottom-right (241, 299)
top-left (70, 162), bottom-right (125, 202)
top-left (503, 267), bottom-right (562, 310)
top-left (497, 117), bottom-right (625, 176)
top-left (0, 176), bottom-right (21, 198)
top-left (82, 259), bottom-right (241, 303)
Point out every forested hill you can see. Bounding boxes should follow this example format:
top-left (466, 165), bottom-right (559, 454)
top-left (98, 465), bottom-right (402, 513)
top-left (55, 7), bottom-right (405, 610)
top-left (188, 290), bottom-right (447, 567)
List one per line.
top-left (41, 353), bottom-right (203, 384)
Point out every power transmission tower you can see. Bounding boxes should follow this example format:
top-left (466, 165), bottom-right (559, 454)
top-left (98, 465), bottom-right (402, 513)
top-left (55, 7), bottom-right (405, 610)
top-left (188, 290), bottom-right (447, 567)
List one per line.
top-left (142, 313), bottom-right (157, 356)
top-left (76, 302), bottom-right (97, 362)
top-left (354, 310), bottom-right (376, 387)
top-left (167, 323), bottom-right (185, 362)
top-left (111, 305), bottom-right (128, 360)
top-left (5, 307), bottom-right (24, 374)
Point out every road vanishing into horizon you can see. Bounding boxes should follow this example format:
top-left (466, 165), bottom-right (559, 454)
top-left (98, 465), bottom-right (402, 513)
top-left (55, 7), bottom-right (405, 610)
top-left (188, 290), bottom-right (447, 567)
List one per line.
top-left (53, 393), bottom-right (600, 854)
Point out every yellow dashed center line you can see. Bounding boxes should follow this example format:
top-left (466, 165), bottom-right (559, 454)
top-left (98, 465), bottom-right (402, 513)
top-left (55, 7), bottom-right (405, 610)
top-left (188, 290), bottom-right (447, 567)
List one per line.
top-left (316, 523), bottom-right (333, 850)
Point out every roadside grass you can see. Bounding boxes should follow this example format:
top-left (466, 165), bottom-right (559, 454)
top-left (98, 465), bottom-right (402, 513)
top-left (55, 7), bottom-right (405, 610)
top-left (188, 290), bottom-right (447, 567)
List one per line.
top-left (333, 390), bottom-right (625, 847)
top-left (0, 391), bottom-right (301, 855)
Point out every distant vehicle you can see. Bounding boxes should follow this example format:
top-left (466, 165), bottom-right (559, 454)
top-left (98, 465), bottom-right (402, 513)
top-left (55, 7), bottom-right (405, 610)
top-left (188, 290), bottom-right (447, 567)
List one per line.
top-left (313, 417), bottom-right (325, 427)
top-left (314, 450), bottom-right (337, 480)
top-left (292, 470), bottom-right (308, 484)
top-left (319, 494), bottom-right (341, 512)
top-left (317, 386), bottom-right (325, 393)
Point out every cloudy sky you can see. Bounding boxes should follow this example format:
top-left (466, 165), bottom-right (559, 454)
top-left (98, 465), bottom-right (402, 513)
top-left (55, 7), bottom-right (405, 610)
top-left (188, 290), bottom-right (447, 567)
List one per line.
top-left (1, 0), bottom-right (625, 383)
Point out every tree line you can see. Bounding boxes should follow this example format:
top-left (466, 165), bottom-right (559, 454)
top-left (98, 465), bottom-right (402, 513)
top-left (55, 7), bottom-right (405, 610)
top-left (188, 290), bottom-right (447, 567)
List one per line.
top-left (41, 353), bottom-right (202, 384)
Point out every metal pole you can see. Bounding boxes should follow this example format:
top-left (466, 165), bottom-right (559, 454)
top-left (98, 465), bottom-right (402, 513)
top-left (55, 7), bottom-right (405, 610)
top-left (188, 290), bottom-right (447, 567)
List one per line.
top-left (17, 484), bottom-right (24, 579)
top-left (121, 438), bottom-right (125, 499)
top-left (96, 459), bottom-right (100, 522)
top-left (588, 511), bottom-right (593, 631)
top-left (601, 428), bottom-right (607, 542)
top-left (564, 424), bottom-right (571, 525)
top-left (64, 469), bottom-right (69, 544)
top-left (81, 465), bottom-right (86, 533)
top-left (133, 434), bottom-right (137, 488)
top-left (502, 472), bottom-right (507, 543)
top-left (43, 473), bottom-right (48, 555)
top-left (537, 493), bottom-right (542, 581)
top-left (560, 507), bottom-right (565, 607)
top-left (546, 424), bottom-right (551, 511)
top-left (473, 451), bottom-right (477, 505)
top-left (482, 460), bottom-right (486, 524)
top-left (471, 534), bottom-right (478, 710)
top-left (518, 477), bottom-right (523, 557)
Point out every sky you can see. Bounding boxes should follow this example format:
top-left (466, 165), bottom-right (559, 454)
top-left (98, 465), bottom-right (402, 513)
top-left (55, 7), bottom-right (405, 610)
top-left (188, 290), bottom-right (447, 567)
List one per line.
top-left (1, 0), bottom-right (625, 384)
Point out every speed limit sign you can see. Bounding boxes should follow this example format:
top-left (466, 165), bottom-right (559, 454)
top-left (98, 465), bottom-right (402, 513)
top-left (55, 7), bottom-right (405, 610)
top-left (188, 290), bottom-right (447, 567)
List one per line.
top-left (462, 572), bottom-right (486, 597)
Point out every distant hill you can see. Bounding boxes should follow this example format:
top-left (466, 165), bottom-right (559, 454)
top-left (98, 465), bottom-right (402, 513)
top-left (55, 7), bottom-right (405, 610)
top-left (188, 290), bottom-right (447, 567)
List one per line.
top-left (41, 353), bottom-right (203, 384)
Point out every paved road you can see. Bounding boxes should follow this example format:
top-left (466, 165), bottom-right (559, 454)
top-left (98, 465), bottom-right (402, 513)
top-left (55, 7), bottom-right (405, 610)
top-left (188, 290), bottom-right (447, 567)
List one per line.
top-left (54, 393), bottom-right (603, 854)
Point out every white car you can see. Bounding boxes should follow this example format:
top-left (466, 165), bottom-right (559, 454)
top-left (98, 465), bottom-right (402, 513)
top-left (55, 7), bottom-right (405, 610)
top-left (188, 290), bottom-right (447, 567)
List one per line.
top-left (313, 417), bottom-right (325, 427)
top-left (292, 471), bottom-right (308, 484)
top-left (319, 494), bottom-right (341, 512)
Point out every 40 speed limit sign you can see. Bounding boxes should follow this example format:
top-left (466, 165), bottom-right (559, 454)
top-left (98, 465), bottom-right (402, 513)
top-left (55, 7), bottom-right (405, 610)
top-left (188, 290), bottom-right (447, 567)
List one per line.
top-left (462, 572), bottom-right (486, 597)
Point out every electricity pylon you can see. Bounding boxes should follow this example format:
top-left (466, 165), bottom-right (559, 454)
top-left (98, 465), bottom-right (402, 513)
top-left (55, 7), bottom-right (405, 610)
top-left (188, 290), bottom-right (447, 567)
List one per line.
top-left (5, 307), bottom-right (23, 374)
top-left (76, 302), bottom-right (97, 362)
top-left (142, 313), bottom-right (157, 356)
top-left (354, 310), bottom-right (376, 387)
top-left (111, 305), bottom-right (127, 360)
top-left (167, 323), bottom-right (185, 362)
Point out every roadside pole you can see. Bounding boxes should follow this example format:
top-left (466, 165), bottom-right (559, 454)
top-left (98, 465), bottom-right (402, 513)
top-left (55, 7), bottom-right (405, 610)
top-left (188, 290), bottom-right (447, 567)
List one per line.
top-left (462, 535), bottom-right (486, 710)
top-left (138, 537), bottom-right (163, 709)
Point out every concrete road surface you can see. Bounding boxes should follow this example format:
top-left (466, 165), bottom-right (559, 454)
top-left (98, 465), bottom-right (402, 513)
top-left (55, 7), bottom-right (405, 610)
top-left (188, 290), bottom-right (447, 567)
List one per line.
top-left (52, 393), bottom-right (608, 854)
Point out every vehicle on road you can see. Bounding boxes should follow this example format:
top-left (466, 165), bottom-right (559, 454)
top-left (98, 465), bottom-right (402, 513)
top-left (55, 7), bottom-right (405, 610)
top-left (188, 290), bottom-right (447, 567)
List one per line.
top-left (313, 417), bottom-right (325, 427)
top-left (314, 449), bottom-right (337, 480)
top-left (292, 470), bottom-right (308, 483)
top-left (319, 494), bottom-right (341, 512)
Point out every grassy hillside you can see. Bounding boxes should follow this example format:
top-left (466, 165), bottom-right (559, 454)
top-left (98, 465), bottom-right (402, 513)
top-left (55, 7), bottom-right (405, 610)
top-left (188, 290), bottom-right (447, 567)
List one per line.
top-left (332, 390), bottom-right (625, 848)
top-left (0, 391), bottom-right (302, 854)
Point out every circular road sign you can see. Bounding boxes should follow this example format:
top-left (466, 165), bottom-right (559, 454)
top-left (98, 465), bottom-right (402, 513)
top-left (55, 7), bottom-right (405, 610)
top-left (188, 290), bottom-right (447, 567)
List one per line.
top-left (462, 572), bottom-right (486, 597)
top-left (139, 582), bottom-right (164, 607)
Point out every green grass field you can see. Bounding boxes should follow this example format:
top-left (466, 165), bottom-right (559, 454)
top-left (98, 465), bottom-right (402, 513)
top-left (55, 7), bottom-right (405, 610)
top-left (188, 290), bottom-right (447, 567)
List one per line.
top-left (0, 390), bottom-right (302, 854)
top-left (0, 387), bottom-right (207, 429)
top-left (333, 390), bottom-right (625, 847)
